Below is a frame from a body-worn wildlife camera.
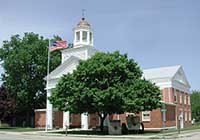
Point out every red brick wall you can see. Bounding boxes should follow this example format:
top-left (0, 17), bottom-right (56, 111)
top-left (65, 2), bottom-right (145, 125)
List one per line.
top-left (53, 111), bottom-right (63, 128)
top-left (162, 87), bottom-right (192, 128)
top-left (70, 113), bottom-right (81, 128)
top-left (141, 109), bottom-right (162, 128)
top-left (136, 104), bottom-right (176, 129)
top-left (35, 111), bottom-right (46, 128)
top-left (35, 87), bottom-right (192, 129)
top-left (35, 111), bottom-right (63, 128)
top-left (89, 113), bottom-right (99, 128)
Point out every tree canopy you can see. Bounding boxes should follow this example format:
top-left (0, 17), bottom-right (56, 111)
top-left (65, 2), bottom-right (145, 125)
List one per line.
top-left (49, 51), bottom-right (161, 132)
top-left (0, 32), bottom-right (61, 113)
top-left (191, 91), bottom-right (200, 122)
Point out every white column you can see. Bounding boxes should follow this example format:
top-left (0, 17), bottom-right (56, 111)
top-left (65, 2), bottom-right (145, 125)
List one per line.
top-left (81, 112), bottom-right (88, 130)
top-left (91, 31), bottom-right (93, 46)
top-left (80, 31), bottom-right (83, 45)
top-left (74, 31), bottom-right (76, 44)
top-left (63, 111), bottom-right (70, 129)
top-left (46, 89), bottom-right (53, 129)
top-left (87, 31), bottom-right (90, 43)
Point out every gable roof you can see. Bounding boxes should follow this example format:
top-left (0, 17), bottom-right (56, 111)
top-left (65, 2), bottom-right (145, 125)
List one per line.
top-left (143, 65), bottom-right (181, 80)
top-left (46, 56), bottom-right (80, 80)
top-left (143, 65), bottom-right (190, 88)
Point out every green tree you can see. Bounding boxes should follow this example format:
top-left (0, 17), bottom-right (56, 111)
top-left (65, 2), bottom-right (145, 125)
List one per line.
top-left (49, 51), bottom-right (161, 132)
top-left (0, 85), bottom-right (15, 125)
top-left (0, 33), bottom-right (61, 125)
top-left (191, 91), bottom-right (200, 122)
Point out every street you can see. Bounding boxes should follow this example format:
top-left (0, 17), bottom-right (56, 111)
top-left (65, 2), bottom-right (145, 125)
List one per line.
top-left (0, 132), bottom-right (144, 140)
top-left (0, 130), bottom-right (200, 140)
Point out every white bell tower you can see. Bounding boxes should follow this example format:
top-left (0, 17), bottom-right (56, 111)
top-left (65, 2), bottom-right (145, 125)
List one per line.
top-left (73, 16), bottom-right (93, 48)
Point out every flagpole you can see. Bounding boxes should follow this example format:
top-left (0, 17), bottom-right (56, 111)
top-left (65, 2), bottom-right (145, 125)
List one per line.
top-left (45, 40), bottom-right (51, 132)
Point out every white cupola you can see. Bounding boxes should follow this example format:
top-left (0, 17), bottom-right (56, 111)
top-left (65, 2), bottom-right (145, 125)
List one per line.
top-left (73, 17), bottom-right (93, 48)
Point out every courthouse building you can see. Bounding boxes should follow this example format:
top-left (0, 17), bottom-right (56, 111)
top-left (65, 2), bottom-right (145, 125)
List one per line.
top-left (35, 17), bottom-right (192, 130)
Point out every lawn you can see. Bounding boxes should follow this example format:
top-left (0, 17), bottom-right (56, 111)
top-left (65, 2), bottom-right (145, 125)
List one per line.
top-left (51, 129), bottom-right (161, 136)
top-left (0, 127), bottom-right (44, 132)
top-left (50, 124), bottom-right (200, 136)
top-left (163, 123), bottom-right (200, 133)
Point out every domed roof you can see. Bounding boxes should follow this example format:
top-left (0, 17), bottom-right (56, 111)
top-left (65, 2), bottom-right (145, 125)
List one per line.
top-left (77, 18), bottom-right (91, 27)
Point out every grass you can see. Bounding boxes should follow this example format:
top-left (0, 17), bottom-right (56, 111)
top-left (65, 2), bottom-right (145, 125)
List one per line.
top-left (168, 124), bottom-right (200, 132)
top-left (50, 124), bottom-right (200, 136)
top-left (0, 127), bottom-right (44, 132)
top-left (50, 129), bottom-right (161, 136)
top-left (180, 124), bottom-right (200, 131)
top-left (51, 130), bottom-right (108, 135)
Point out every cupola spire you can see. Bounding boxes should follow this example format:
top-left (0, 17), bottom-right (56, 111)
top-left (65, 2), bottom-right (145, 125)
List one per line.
top-left (73, 11), bottom-right (93, 48)
top-left (81, 9), bottom-right (86, 20)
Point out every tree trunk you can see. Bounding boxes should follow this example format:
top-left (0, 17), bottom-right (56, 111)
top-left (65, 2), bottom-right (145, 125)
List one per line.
top-left (98, 113), bottom-right (107, 133)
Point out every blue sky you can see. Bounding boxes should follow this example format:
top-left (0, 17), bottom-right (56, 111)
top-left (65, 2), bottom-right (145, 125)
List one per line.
top-left (0, 0), bottom-right (200, 90)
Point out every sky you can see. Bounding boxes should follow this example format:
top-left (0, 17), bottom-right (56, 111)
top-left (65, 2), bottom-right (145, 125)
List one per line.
top-left (0, 0), bottom-right (200, 90)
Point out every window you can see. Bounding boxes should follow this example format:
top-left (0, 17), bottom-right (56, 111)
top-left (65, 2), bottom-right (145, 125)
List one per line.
top-left (188, 96), bottom-right (190, 105)
top-left (142, 111), bottom-right (150, 121)
top-left (89, 32), bottom-right (92, 43)
top-left (184, 95), bottom-right (187, 104)
top-left (189, 110), bottom-right (191, 121)
top-left (185, 111), bottom-right (187, 121)
top-left (174, 89), bottom-right (177, 102)
top-left (180, 94), bottom-right (182, 104)
top-left (82, 31), bottom-right (87, 41)
top-left (76, 31), bottom-right (80, 42)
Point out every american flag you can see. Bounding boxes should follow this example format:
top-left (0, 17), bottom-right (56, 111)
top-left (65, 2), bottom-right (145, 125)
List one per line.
top-left (49, 40), bottom-right (68, 52)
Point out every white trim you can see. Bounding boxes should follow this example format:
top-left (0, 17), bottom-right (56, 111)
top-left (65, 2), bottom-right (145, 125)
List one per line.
top-left (45, 86), bottom-right (56, 90)
top-left (35, 109), bottom-right (46, 112)
top-left (161, 101), bottom-right (176, 106)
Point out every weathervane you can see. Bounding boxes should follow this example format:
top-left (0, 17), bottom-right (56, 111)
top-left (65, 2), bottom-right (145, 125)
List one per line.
top-left (82, 9), bottom-right (86, 20)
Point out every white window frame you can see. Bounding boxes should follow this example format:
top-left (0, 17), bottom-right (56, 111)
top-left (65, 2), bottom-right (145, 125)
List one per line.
top-left (82, 31), bottom-right (87, 42)
top-left (184, 95), bottom-right (187, 104)
top-left (174, 89), bottom-right (177, 102)
top-left (142, 111), bottom-right (151, 122)
top-left (189, 110), bottom-right (191, 121)
top-left (185, 111), bottom-right (187, 121)
top-left (76, 31), bottom-right (80, 42)
top-left (188, 96), bottom-right (190, 105)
